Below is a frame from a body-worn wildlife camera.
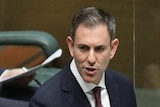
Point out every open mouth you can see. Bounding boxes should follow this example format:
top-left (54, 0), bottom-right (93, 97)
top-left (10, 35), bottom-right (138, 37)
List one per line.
top-left (86, 68), bottom-right (95, 71)
top-left (85, 67), bottom-right (96, 75)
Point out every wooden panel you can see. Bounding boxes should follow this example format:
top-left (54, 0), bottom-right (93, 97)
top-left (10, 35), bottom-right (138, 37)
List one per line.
top-left (0, 46), bottom-right (45, 68)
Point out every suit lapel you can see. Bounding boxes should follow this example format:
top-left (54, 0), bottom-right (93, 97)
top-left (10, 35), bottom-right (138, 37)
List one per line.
top-left (61, 66), bottom-right (91, 107)
top-left (105, 70), bottom-right (120, 107)
top-left (60, 66), bottom-right (121, 107)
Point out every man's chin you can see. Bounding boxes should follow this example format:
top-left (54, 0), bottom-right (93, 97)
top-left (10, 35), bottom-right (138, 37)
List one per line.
top-left (83, 76), bottom-right (97, 84)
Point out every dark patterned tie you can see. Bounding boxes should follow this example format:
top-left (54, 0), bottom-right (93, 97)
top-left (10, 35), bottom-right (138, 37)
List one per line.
top-left (92, 87), bottom-right (103, 107)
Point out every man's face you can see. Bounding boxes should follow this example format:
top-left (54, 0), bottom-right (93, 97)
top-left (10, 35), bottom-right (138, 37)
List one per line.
top-left (67, 24), bottom-right (119, 84)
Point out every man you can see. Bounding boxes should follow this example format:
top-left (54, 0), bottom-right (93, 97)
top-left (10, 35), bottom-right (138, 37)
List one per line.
top-left (0, 68), bottom-right (35, 107)
top-left (29, 7), bottom-right (137, 107)
top-left (0, 68), bottom-right (36, 101)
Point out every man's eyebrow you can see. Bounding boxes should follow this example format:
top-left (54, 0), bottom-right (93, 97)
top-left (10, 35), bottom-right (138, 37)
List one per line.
top-left (77, 44), bottom-right (88, 47)
top-left (95, 45), bottom-right (106, 48)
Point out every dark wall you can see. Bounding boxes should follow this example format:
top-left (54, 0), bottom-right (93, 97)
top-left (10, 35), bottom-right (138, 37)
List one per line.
top-left (0, 0), bottom-right (134, 79)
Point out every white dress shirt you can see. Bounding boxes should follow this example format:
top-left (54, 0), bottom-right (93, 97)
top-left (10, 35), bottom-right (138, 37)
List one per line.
top-left (70, 59), bottom-right (111, 107)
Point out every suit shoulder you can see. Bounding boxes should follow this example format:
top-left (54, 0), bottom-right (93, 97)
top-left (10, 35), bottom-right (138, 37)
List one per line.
top-left (106, 69), bottom-right (133, 84)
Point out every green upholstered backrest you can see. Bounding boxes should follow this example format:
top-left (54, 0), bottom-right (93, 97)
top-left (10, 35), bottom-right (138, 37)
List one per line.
top-left (0, 30), bottom-right (61, 87)
top-left (0, 31), bottom-right (59, 57)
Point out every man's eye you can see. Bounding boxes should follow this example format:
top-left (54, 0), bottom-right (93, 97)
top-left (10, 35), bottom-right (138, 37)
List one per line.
top-left (95, 47), bottom-right (105, 52)
top-left (79, 46), bottom-right (88, 51)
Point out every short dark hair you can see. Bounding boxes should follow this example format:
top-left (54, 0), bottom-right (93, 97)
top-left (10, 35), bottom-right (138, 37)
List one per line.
top-left (70, 7), bottom-right (116, 41)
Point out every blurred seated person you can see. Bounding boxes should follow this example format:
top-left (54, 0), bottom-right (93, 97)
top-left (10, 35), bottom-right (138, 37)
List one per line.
top-left (142, 63), bottom-right (160, 90)
top-left (0, 68), bottom-right (37, 101)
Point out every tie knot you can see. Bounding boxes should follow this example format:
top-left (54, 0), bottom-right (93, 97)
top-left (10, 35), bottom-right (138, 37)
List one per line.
top-left (92, 87), bottom-right (101, 95)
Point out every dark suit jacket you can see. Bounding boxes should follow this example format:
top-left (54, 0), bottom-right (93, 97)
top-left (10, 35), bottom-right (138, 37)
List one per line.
top-left (29, 65), bottom-right (137, 107)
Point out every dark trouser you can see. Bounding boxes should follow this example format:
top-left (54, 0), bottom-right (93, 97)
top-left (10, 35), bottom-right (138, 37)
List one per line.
top-left (0, 84), bottom-right (37, 101)
top-left (0, 97), bottom-right (28, 107)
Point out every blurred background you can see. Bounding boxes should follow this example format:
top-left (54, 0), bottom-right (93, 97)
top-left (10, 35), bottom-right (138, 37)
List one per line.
top-left (0, 0), bottom-right (160, 106)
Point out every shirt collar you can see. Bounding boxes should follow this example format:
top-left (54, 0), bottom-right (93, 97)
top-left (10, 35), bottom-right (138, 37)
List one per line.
top-left (70, 59), bottom-right (106, 93)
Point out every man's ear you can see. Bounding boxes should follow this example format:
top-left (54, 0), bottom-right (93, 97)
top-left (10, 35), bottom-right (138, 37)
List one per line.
top-left (66, 35), bottom-right (74, 57)
top-left (110, 38), bottom-right (119, 59)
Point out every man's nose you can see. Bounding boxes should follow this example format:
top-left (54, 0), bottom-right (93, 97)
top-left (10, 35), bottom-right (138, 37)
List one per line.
top-left (87, 50), bottom-right (96, 66)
